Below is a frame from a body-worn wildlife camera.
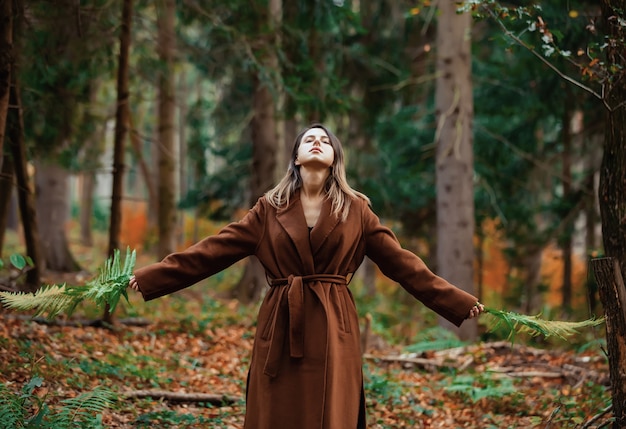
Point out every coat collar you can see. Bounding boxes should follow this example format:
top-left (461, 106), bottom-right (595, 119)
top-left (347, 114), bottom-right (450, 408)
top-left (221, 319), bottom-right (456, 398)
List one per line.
top-left (276, 190), bottom-right (341, 271)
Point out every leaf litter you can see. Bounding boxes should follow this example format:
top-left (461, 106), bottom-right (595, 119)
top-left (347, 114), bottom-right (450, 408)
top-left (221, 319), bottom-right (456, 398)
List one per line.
top-left (0, 292), bottom-right (612, 429)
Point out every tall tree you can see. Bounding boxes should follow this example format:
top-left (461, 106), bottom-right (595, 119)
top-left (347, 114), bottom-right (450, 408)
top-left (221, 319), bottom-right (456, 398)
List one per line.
top-left (0, 145), bottom-right (14, 254)
top-left (19, 0), bottom-right (118, 272)
top-left (109, 0), bottom-right (132, 258)
top-left (0, 0), bottom-right (14, 251)
top-left (101, 0), bottom-right (133, 324)
top-left (156, 0), bottom-right (177, 259)
top-left (435, 2), bottom-right (476, 340)
top-left (231, 0), bottom-right (281, 303)
top-left (0, 0), bottom-right (11, 166)
top-left (560, 98), bottom-right (574, 312)
top-left (7, 81), bottom-right (42, 289)
top-left (2, 0), bottom-right (42, 287)
top-left (594, 2), bottom-right (626, 426)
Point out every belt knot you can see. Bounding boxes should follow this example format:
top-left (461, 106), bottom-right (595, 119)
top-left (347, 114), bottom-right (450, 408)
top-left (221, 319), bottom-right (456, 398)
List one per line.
top-left (263, 274), bottom-right (347, 377)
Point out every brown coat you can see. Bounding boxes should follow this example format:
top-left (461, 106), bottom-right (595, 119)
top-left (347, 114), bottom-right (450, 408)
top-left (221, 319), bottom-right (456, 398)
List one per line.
top-left (134, 192), bottom-right (478, 429)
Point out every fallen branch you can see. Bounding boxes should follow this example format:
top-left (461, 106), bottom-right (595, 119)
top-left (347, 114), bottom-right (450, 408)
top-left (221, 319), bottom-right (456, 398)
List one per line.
top-left (363, 353), bottom-right (462, 369)
top-left (499, 370), bottom-right (563, 379)
top-left (4, 314), bottom-right (152, 328)
top-left (581, 404), bottom-right (613, 429)
top-left (124, 390), bottom-right (241, 406)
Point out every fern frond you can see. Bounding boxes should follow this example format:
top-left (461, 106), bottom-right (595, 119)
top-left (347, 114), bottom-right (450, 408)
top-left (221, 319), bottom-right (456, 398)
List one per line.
top-left (81, 247), bottom-right (135, 313)
top-left (485, 307), bottom-right (605, 342)
top-left (0, 384), bottom-right (26, 429)
top-left (0, 247), bottom-right (136, 318)
top-left (0, 284), bottom-right (83, 318)
top-left (56, 387), bottom-right (116, 426)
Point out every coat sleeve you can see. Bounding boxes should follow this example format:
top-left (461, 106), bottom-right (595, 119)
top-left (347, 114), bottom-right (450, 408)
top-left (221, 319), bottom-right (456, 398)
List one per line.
top-left (134, 198), bottom-right (267, 301)
top-left (361, 201), bottom-right (477, 327)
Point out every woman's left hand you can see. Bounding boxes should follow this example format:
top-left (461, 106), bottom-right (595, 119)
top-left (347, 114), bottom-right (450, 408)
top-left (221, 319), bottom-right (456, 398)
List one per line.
top-left (468, 302), bottom-right (485, 319)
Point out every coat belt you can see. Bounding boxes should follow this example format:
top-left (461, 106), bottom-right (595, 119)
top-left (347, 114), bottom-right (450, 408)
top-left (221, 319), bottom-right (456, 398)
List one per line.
top-left (263, 274), bottom-right (348, 378)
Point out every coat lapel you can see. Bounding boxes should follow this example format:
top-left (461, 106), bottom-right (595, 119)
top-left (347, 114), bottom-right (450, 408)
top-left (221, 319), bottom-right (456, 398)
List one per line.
top-left (276, 192), bottom-right (315, 272)
top-left (310, 197), bottom-right (340, 256)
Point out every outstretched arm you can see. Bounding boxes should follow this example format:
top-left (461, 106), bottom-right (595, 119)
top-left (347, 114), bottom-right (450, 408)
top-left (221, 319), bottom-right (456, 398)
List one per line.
top-left (362, 202), bottom-right (481, 326)
top-left (130, 198), bottom-right (267, 301)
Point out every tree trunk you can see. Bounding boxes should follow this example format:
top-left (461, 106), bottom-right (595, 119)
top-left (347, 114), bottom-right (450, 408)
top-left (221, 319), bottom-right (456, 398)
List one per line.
top-left (230, 0), bottom-right (280, 304)
top-left (0, 144), bottom-right (14, 254)
top-left (102, 0), bottom-right (133, 324)
top-left (79, 80), bottom-right (106, 248)
top-left (35, 159), bottom-right (79, 273)
top-left (585, 133), bottom-right (601, 315)
top-left (231, 77), bottom-right (278, 304)
top-left (597, 3), bottom-right (626, 426)
top-left (156, 0), bottom-right (177, 259)
top-left (561, 105), bottom-right (573, 312)
top-left (476, 226), bottom-right (485, 302)
top-left (109, 0), bottom-right (132, 257)
top-left (435, 2), bottom-right (476, 340)
top-left (128, 110), bottom-right (156, 211)
top-left (178, 69), bottom-right (188, 247)
top-left (0, 0), bottom-right (11, 169)
top-left (591, 258), bottom-right (626, 428)
top-left (354, 257), bottom-right (376, 297)
top-left (522, 246), bottom-right (543, 315)
top-left (8, 79), bottom-right (42, 288)
top-left (79, 171), bottom-right (94, 247)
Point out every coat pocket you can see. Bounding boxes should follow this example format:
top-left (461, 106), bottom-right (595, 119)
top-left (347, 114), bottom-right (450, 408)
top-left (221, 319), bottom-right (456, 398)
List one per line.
top-left (331, 286), bottom-right (352, 334)
top-left (257, 288), bottom-right (283, 341)
top-left (338, 287), bottom-right (352, 334)
top-left (259, 302), bottom-right (278, 341)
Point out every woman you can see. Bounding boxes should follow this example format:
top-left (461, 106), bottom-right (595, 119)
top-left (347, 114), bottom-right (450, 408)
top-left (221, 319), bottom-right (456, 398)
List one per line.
top-left (129, 123), bottom-right (484, 429)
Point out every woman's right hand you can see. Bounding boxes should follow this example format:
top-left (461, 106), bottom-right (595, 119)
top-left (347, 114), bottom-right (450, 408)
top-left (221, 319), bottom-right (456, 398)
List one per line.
top-left (129, 275), bottom-right (140, 291)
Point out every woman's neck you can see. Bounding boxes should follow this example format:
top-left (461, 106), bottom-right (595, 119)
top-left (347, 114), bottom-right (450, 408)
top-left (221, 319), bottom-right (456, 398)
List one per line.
top-left (300, 167), bottom-right (329, 198)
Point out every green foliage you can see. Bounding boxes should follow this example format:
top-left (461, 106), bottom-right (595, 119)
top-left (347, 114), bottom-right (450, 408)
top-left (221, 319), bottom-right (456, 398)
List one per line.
top-left (0, 377), bottom-right (116, 429)
top-left (443, 373), bottom-right (519, 403)
top-left (70, 201), bottom-right (110, 232)
top-left (484, 307), bottom-right (605, 342)
top-left (135, 409), bottom-right (212, 428)
top-left (0, 253), bottom-right (34, 272)
top-left (73, 353), bottom-right (165, 389)
top-left (0, 284), bottom-right (81, 319)
top-left (363, 365), bottom-right (406, 407)
top-left (54, 388), bottom-right (116, 429)
top-left (404, 327), bottom-right (467, 354)
top-left (0, 248), bottom-right (136, 318)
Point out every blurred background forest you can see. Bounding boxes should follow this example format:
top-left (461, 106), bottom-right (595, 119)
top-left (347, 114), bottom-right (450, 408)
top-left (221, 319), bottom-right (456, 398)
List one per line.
top-left (0, 0), bottom-right (614, 337)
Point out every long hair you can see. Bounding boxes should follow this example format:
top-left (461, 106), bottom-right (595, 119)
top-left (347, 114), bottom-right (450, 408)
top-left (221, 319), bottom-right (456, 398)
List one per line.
top-left (265, 124), bottom-right (369, 221)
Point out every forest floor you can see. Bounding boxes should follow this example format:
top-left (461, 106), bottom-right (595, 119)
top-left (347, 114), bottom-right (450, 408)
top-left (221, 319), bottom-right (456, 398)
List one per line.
top-left (0, 280), bottom-right (613, 429)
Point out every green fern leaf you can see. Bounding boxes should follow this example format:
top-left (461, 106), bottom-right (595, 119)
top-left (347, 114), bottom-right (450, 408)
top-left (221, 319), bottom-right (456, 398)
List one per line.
top-left (0, 384), bottom-right (26, 429)
top-left (83, 247), bottom-right (135, 313)
top-left (0, 247), bottom-right (136, 318)
top-left (0, 284), bottom-right (83, 318)
top-left (485, 307), bottom-right (605, 342)
top-left (53, 387), bottom-right (116, 428)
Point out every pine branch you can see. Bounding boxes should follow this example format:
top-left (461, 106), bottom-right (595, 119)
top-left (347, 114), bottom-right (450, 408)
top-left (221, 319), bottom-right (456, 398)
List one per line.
top-left (485, 307), bottom-right (605, 342)
top-left (0, 248), bottom-right (136, 319)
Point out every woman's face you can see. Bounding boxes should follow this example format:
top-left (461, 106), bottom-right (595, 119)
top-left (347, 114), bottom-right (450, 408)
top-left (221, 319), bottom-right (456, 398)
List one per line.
top-left (295, 127), bottom-right (335, 169)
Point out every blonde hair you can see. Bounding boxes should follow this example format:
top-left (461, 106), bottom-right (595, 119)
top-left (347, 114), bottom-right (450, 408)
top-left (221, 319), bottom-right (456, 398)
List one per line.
top-left (265, 124), bottom-right (370, 221)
